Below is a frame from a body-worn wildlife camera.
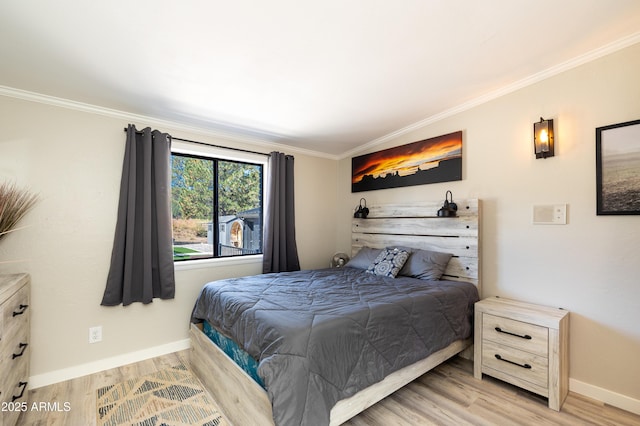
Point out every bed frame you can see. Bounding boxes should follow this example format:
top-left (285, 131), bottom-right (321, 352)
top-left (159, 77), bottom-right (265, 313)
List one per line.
top-left (190, 199), bottom-right (481, 425)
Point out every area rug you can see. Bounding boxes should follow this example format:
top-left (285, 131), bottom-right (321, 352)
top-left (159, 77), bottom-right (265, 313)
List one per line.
top-left (96, 364), bottom-right (229, 426)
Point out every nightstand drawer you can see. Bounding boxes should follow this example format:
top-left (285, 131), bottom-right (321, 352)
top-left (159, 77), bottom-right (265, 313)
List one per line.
top-left (483, 313), bottom-right (548, 357)
top-left (482, 340), bottom-right (548, 389)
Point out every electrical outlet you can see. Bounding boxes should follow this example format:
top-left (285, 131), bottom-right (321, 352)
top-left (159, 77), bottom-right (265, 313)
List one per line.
top-left (89, 326), bottom-right (102, 343)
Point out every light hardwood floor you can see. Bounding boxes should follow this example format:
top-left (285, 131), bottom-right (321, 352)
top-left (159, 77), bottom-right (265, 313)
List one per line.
top-left (20, 351), bottom-right (640, 425)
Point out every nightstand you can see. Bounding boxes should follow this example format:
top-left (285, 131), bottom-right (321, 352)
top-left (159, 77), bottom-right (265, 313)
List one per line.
top-left (473, 296), bottom-right (569, 411)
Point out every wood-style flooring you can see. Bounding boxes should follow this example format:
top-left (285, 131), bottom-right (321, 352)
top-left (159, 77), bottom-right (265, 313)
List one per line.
top-left (20, 350), bottom-right (640, 425)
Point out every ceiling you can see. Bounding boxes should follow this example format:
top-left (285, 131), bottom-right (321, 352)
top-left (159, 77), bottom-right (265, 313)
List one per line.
top-left (2, 1), bottom-right (640, 157)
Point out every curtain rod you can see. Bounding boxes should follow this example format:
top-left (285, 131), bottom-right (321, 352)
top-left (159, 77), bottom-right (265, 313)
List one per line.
top-left (123, 127), bottom-right (271, 157)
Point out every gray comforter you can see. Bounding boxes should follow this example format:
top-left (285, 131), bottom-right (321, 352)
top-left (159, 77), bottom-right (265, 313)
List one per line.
top-left (190, 267), bottom-right (479, 426)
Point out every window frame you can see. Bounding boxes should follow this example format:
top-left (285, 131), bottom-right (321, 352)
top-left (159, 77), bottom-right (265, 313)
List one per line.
top-left (170, 140), bottom-right (267, 266)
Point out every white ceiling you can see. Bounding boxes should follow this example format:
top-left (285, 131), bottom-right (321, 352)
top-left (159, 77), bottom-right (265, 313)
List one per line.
top-left (2, 1), bottom-right (640, 157)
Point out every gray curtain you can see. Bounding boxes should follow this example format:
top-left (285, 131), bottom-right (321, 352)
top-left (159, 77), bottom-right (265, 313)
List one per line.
top-left (262, 152), bottom-right (300, 273)
top-left (101, 125), bottom-right (175, 306)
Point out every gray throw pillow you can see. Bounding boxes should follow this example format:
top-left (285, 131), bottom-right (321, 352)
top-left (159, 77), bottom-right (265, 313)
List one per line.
top-left (398, 248), bottom-right (453, 280)
top-left (345, 247), bottom-right (383, 270)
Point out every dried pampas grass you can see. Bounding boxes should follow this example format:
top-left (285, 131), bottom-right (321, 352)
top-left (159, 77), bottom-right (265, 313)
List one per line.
top-left (0, 181), bottom-right (39, 242)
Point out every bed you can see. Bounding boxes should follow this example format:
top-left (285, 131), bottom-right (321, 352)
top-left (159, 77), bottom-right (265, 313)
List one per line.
top-left (189, 199), bottom-right (481, 426)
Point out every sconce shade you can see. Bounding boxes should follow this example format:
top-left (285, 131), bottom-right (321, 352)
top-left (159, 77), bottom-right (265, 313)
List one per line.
top-left (437, 190), bottom-right (457, 217)
top-left (354, 198), bottom-right (369, 218)
top-left (534, 117), bottom-right (554, 159)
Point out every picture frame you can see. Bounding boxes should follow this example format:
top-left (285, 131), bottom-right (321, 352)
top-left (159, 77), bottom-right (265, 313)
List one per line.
top-left (351, 130), bottom-right (462, 193)
top-left (595, 119), bottom-right (640, 215)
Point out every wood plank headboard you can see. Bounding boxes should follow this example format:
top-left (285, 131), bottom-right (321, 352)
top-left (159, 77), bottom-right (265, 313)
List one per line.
top-left (351, 198), bottom-right (481, 292)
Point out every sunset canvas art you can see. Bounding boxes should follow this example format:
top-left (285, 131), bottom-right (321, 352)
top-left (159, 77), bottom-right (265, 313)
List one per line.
top-left (352, 131), bottom-right (462, 192)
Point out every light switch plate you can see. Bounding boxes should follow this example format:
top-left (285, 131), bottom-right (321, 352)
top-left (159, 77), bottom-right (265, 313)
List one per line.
top-left (533, 204), bottom-right (567, 225)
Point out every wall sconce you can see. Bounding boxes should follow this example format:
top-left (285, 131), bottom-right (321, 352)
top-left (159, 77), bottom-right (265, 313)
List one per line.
top-left (353, 198), bottom-right (369, 218)
top-left (534, 117), bottom-right (554, 159)
top-left (437, 190), bottom-right (457, 217)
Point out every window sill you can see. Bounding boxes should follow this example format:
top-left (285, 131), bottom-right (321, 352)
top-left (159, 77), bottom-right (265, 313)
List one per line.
top-left (173, 254), bottom-right (263, 271)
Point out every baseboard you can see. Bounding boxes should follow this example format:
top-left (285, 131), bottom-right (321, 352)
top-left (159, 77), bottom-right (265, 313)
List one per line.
top-left (28, 338), bottom-right (191, 389)
top-left (28, 341), bottom-right (640, 417)
top-left (571, 378), bottom-right (640, 415)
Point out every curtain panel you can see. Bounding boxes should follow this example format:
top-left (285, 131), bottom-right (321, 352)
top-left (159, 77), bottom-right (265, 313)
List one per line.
top-left (101, 125), bottom-right (175, 306)
top-left (262, 152), bottom-right (300, 273)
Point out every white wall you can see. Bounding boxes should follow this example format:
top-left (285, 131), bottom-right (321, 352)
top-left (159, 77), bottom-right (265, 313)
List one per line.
top-left (0, 96), bottom-right (337, 385)
top-left (337, 42), bottom-right (640, 410)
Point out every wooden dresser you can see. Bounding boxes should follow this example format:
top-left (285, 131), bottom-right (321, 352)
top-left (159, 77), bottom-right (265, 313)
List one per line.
top-left (474, 296), bottom-right (569, 411)
top-left (0, 274), bottom-right (30, 426)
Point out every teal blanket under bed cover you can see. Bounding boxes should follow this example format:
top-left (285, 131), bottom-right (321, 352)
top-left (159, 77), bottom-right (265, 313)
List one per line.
top-left (202, 320), bottom-right (265, 387)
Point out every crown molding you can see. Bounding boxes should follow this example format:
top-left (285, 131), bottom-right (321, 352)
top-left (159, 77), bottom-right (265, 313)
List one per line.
top-left (2, 29), bottom-right (638, 163)
top-left (339, 31), bottom-right (640, 160)
top-left (0, 85), bottom-right (339, 160)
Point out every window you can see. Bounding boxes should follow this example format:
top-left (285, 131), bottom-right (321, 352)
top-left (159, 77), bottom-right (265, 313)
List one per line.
top-left (171, 151), bottom-right (264, 261)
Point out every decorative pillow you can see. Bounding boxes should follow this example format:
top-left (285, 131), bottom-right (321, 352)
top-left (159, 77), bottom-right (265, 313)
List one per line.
top-left (345, 247), bottom-right (383, 270)
top-left (398, 248), bottom-right (453, 280)
top-left (365, 248), bottom-right (410, 278)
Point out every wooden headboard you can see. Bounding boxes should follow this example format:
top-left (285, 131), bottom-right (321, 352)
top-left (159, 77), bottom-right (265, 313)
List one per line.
top-left (351, 198), bottom-right (481, 292)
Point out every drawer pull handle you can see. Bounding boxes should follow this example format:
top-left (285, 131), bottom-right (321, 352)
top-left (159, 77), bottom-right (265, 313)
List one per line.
top-left (12, 342), bottom-right (28, 359)
top-left (12, 382), bottom-right (28, 402)
top-left (12, 304), bottom-right (29, 317)
top-left (495, 354), bottom-right (532, 369)
top-left (495, 327), bottom-right (532, 340)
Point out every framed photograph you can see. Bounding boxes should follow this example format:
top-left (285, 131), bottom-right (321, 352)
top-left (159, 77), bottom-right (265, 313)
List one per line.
top-left (352, 130), bottom-right (462, 192)
top-left (596, 119), bottom-right (640, 215)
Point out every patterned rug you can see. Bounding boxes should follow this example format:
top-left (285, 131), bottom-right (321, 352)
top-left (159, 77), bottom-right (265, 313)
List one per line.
top-left (96, 364), bottom-right (228, 426)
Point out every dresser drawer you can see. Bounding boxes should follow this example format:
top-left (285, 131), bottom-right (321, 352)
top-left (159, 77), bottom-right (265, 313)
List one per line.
top-left (482, 339), bottom-right (548, 389)
top-left (1, 331), bottom-right (29, 369)
top-left (483, 313), bottom-right (548, 357)
top-left (1, 374), bottom-right (29, 426)
top-left (1, 284), bottom-right (29, 338)
top-left (2, 363), bottom-right (29, 404)
top-left (1, 318), bottom-right (29, 361)
top-left (1, 283), bottom-right (29, 320)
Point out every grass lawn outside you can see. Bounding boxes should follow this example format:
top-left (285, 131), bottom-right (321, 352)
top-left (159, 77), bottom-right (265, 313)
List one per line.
top-left (174, 245), bottom-right (200, 261)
